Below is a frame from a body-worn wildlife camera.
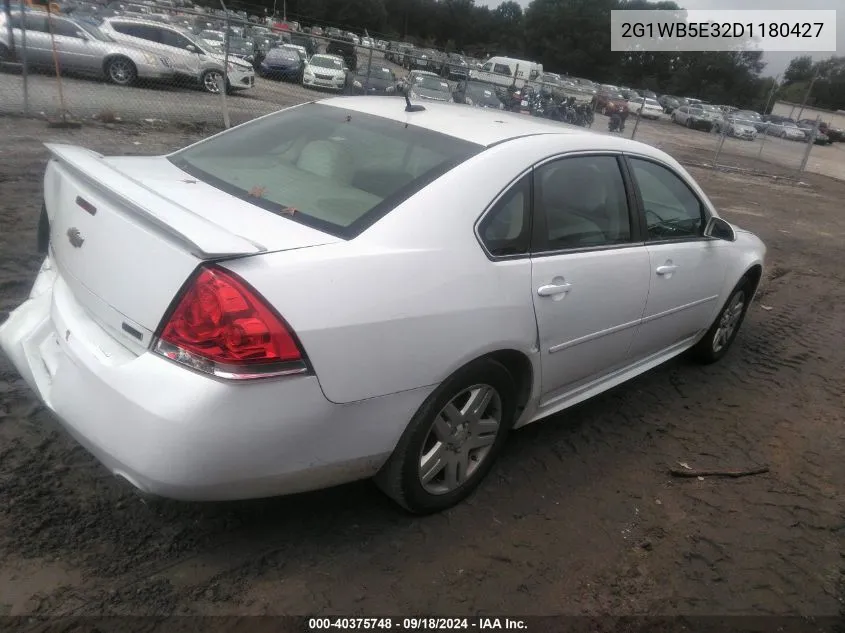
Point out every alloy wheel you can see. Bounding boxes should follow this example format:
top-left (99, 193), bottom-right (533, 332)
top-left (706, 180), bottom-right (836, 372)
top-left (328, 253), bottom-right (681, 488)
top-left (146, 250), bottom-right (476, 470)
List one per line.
top-left (108, 59), bottom-right (134, 85)
top-left (204, 71), bottom-right (224, 93)
top-left (712, 290), bottom-right (745, 353)
top-left (417, 384), bottom-right (502, 495)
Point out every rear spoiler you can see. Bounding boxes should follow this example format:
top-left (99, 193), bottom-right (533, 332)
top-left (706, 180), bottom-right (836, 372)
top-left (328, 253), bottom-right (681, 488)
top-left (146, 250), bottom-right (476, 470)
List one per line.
top-left (44, 143), bottom-right (266, 259)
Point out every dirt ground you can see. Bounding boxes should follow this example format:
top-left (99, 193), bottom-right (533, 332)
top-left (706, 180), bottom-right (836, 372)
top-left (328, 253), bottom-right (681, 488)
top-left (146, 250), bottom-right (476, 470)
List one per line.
top-left (0, 116), bottom-right (843, 625)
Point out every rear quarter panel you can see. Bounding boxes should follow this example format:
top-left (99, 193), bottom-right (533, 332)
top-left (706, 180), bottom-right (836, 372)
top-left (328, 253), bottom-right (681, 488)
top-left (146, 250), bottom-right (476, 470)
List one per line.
top-left (223, 137), bottom-right (571, 404)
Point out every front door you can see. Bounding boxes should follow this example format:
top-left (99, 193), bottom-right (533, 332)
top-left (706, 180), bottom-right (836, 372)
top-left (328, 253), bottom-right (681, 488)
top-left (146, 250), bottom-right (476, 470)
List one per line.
top-left (530, 154), bottom-right (651, 404)
top-left (625, 156), bottom-right (729, 360)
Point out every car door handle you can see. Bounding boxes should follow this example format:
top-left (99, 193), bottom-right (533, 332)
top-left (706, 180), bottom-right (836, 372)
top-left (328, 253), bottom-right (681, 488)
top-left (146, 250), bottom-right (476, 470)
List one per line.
top-left (537, 283), bottom-right (572, 297)
top-left (656, 265), bottom-right (678, 275)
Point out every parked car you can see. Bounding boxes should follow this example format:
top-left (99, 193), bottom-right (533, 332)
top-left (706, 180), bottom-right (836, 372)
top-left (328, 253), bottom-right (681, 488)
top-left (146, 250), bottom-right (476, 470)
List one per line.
top-left (795, 120), bottom-right (831, 145)
top-left (798, 119), bottom-right (843, 143)
top-left (289, 33), bottom-right (317, 58)
top-left (325, 34), bottom-right (356, 71)
top-left (197, 29), bottom-right (225, 51)
top-left (0, 11), bottom-right (174, 87)
top-left (630, 97), bottom-right (662, 119)
top-left (443, 52), bottom-right (469, 80)
top-left (0, 98), bottom-right (766, 514)
top-left (257, 45), bottom-right (303, 81)
top-left (347, 64), bottom-right (397, 95)
top-left (671, 104), bottom-right (721, 131)
top-left (658, 95), bottom-right (682, 113)
top-left (713, 111), bottom-right (759, 141)
top-left (452, 79), bottom-right (507, 109)
top-left (594, 88), bottom-right (629, 116)
top-left (101, 17), bottom-right (255, 94)
top-left (301, 53), bottom-right (347, 91)
top-left (226, 36), bottom-right (255, 64)
top-left (402, 70), bottom-right (453, 102)
top-left (762, 116), bottom-right (805, 141)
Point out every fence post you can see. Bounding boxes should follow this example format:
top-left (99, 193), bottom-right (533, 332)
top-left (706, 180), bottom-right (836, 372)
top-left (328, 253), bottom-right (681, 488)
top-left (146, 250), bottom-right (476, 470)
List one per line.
top-left (796, 65), bottom-right (820, 122)
top-left (756, 124), bottom-right (769, 161)
top-left (713, 117), bottom-right (729, 165)
top-left (45, 3), bottom-right (69, 123)
top-left (630, 94), bottom-right (645, 139)
top-left (366, 42), bottom-right (372, 90)
top-left (217, 3), bottom-right (231, 128)
top-left (797, 115), bottom-right (820, 174)
top-left (16, 0), bottom-right (27, 115)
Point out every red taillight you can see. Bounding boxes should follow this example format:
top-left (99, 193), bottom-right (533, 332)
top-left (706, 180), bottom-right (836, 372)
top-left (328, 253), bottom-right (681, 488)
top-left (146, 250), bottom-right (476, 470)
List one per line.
top-left (153, 265), bottom-right (308, 380)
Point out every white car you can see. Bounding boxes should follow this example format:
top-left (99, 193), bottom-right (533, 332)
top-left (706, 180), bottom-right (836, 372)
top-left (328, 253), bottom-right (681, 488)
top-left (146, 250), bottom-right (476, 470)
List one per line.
top-left (630, 97), bottom-right (663, 120)
top-left (0, 98), bottom-right (766, 514)
top-left (302, 53), bottom-right (347, 91)
top-left (766, 120), bottom-right (806, 141)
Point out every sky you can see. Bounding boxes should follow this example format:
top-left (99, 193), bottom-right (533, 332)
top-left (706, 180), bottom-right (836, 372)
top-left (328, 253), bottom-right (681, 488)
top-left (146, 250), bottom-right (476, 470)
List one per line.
top-left (476, 0), bottom-right (843, 77)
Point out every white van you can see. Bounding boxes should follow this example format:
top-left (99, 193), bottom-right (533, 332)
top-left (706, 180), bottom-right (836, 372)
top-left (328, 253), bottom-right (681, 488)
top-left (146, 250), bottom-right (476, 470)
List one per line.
top-left (468, 55), bottom-right (542, 89)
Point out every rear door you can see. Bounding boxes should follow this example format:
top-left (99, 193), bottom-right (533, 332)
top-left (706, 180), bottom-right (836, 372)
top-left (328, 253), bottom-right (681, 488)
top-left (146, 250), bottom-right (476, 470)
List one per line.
top-left (625, 156), bottom-right (728, 360)
top-left (19, 13), bottom-right (52, 66)
top-left (529, 154), bottom-right (650, 403)
top-left (48, 17), bottom-right (96, 71)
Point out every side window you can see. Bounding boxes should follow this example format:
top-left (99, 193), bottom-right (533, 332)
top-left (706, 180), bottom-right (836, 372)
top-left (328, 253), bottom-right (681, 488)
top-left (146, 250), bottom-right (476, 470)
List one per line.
top-left (481, 62), bottom-right (492, 72)
top-left (493, 63), bottom-right (511, 75)
top-left (51, 19), bottom-right (83, 38)
top-left (24, 14), bottom-right (48, 32)
top-left (534, 155), bottom-right (632, 251)
top-left (160, 29), bottom-right (193, 49)
top-left (8, 14), bottom-right (21, 28)
top-left (478, 175), bottom-right (531, 257)
top-left (628, 158), bottom-right (705, 240)
top-left (121, 24), bottom-right (159, 42)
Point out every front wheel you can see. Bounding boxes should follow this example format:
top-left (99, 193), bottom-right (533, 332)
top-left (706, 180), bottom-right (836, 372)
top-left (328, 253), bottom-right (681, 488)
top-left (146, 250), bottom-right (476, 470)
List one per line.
top-left (376, 358), bottom-right (517, 514)
top-left (201, 69), bottom-right (227, 94)
top-left (0, 43), bottom-right (13, 63)
top-left (690, 277), bottom-right (752, 364)
top-left (105, 56), bottom-right (137, 86)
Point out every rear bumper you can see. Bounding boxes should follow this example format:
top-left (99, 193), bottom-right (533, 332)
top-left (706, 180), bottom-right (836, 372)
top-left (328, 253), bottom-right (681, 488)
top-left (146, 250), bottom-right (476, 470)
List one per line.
top-left (0, 257), bottom-right (431, 501)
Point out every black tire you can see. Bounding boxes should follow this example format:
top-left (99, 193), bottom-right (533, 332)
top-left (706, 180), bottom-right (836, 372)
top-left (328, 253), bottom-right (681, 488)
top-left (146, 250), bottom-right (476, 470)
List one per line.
top-left (686, 118), bottom-right (693, 129)
top-left (375, 358), bottom-right (517, 514)
top-left (690, 276), bottom-right (753, 364)
top-left (0, 43), bottom-right (13, 63)
top-left (201, 69), bottom-right (227, 94)
top-left (105, 56), bottom-right (137, 87)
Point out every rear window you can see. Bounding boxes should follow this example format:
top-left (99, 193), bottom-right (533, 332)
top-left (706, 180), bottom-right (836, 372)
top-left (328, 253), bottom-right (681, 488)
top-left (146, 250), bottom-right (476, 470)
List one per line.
top-left (168, 103), bottom-right (482, 239)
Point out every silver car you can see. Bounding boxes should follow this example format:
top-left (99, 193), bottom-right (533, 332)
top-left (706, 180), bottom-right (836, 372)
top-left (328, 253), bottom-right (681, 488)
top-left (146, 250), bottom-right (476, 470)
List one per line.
top-left (100, 17), bottom-right (255, 94)
top-left (0, 11), bottom-right (174, 86)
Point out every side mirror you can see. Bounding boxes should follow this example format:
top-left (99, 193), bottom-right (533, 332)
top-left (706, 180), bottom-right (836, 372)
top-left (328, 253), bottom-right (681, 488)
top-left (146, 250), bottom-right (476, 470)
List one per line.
top-left (703, 216), bottom-right (735, 242)
top-left (76, 31), bottom-right (89, 40)
top-left (186, 44), bottom-right (197, 52)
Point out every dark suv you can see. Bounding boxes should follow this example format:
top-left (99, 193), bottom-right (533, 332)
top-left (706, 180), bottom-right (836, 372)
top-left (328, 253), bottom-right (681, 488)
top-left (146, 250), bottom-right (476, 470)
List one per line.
top-left (326, 34), bottom-right (357, 71)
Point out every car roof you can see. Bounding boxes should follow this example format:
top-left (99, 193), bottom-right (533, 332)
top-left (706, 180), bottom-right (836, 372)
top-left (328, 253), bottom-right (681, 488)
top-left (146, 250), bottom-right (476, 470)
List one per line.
top-left (319, 97), bottom-right (670, 151)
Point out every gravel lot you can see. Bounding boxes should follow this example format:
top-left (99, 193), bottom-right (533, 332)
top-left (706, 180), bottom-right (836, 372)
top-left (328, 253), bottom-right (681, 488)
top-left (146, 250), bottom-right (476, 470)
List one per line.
top-left (0, 114), bottom-right (844, 623)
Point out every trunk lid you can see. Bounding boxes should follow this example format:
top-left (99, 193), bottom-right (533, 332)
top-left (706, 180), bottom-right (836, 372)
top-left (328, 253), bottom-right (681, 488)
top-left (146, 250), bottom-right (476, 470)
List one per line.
top-left (43, 143), bottom-right (338, 350)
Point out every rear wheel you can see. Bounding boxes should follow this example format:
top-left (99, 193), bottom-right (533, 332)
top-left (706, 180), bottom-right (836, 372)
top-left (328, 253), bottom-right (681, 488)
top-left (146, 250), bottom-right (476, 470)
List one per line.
top-left (105, 56), bottom-right (137, 86)
top-left (690, 276), bottom-right (752, 364)
top-left (376, 358), bottom-right (517, 514)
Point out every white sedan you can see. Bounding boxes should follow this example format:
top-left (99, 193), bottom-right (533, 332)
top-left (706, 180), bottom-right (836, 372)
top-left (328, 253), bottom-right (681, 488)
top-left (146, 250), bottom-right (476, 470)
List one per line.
top-left (0, 98), bottom-right (766, 514)
top-left (630, 97), bottom-right (663, 120)
top-left (302, 54), bottom-right (347, 91)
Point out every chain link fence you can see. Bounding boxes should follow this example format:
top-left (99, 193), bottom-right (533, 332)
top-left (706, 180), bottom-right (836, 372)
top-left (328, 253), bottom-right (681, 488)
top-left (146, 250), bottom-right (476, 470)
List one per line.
top-left (1, 1), bottom-right (840, 181)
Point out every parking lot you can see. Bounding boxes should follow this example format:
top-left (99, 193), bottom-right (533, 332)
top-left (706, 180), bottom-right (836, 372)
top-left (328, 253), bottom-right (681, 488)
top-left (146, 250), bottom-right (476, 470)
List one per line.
top-left (3, 48), bottom-right (843, 185)
top-left (0, 114), bottom-right (843, 621)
